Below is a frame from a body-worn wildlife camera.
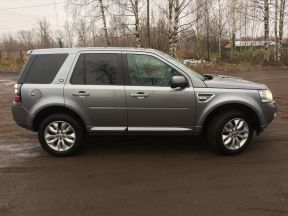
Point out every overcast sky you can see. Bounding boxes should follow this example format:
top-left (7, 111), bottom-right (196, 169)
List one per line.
top-left (0, 0), bottom-right (67, 34)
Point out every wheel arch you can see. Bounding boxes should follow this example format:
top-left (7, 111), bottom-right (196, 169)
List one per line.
top-left (32, 106), bottom-right (86, 132)
top-left (201, 103), bottom-right (261, 133)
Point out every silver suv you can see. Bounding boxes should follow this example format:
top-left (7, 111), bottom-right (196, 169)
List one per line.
top-left (12, 48), bottom-right (277, 156)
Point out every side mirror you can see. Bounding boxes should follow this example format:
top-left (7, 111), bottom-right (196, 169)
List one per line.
top-left (171, 76), bottom-right (188, 89)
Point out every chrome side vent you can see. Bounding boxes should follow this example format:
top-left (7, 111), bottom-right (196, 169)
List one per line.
top-left (197, 93), bottom-right (215, 103)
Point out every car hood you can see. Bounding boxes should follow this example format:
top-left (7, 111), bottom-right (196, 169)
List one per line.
top-left (204, 74), bottom-right (267, 90)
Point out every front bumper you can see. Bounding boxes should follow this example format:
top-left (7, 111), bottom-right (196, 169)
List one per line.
top-left (259, 100), bottom-right (277, 132)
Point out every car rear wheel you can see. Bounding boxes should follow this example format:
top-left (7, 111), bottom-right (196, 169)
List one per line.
top-left (206, 111), bottom-right (253, 155)
top-left (38, 114), bottom-right (84, 156)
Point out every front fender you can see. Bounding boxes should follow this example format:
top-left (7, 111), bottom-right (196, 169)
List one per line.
top-left (195, 88), bottom-right (264, 129)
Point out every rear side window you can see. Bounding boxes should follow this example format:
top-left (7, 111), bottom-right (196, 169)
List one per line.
top-left (70, 53), bottom-right (121, 85)
top-left (23, 54), bottom-right (68, 84)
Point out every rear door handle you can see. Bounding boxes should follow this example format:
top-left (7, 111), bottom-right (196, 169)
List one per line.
top-left (130, 92), bottom-right (149, 99)
top-left (72, 91), bottom-right (90, 96)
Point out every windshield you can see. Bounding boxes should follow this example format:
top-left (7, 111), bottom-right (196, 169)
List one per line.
top-left (159, 51), bottom-right (205, 81)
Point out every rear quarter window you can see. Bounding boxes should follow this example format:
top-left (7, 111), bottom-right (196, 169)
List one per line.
top-left (19, 54), bottom-right (68, 84)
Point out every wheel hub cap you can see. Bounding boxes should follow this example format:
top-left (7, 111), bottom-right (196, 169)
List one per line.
top-left (44, 121), bottom-right (76, 152)
top-left (222, 118), bottom-right (249, 150)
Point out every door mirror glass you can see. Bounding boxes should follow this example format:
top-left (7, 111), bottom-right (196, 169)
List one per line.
top-left (171, 76), bottom-right (188, 89)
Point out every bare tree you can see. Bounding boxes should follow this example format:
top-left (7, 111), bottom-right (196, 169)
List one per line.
top-left (17, 30), bottom-right (36, 50)
top-left (38, 19), bottom-right (54, 48)
top-left (64, 21), bottom-right (74, 48)
top-left (99, 0), bottom-right (110, 46)
top-left (75, 19), bottom-right (89, 47)
top-left (264, 0), bottom-right (270, 63)
top-left (147, 0), bottom-right (151, 47)
top-left (116, 0), bottom-right (143, 47)
top-left (172, 0), bottom-right (180, 57)
top-left (243, 0), bottom-right (249, 51)
top-left (214, 0), bottom-right (227, 58)
top-left (69, 0), bottom-right (110, 47)
top-left (278, 0), bottom-right (286, 61)
top-left (134, 0), bottom-right (141, 47)
top-left (229, 0), bottom-right (238, 53)
top-left (195, 0), bottom-right (202, 59)
top-left (274, 0), bottom-right (279, 62)
top-left (204, 0), bottom-right (210, 60)
top-left (168, 0), bottom-right (174, 55)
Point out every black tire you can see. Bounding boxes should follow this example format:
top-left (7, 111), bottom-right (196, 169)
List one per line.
top-left (206, 110), bottom-right (253, 155)
top-left (38, 114), bottom-right (84, 157)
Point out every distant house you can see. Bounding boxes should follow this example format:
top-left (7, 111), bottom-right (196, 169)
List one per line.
top-left (224, 40), bottom-right (276, 51)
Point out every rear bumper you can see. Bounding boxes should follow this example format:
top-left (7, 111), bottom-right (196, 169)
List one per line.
top-left (15, 122), bottom-right (33, 130)
top-left (11, 102), bottom-right (34, 131)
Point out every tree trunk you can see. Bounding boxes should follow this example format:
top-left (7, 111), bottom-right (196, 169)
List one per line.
top-left (218, 33), bottom-right (221, 58)
top-left (231, 2), bottom-right (236, 53)
top-left (168, 0), bottom-right (174, 56)
top-left (274, 0), bottom-right (279, 62)
top-left (244, 3), bottom-right (248, 51)
top-left (99, 0), bottom-right (110, 47)
top-left (147, 0), bottom-right (151, 48)
top-left (195, 0), bottom-right (200, 59)
top-left (217, 0), bottom-right (222, 58)
top-left (278, 0), bottom-right (286, 61)
top-left (251, 4), bottom-right (256, 50)
top-left (264, 0), bottom-right (270, 63)
top-left (134, 0), bottom-right (141, 47)
top-left (172, 0), bottom-right (180, 57)
top-left (205, 0), bottom-right (210, 61)
top-left (230, 1), bottom-right (237, 60)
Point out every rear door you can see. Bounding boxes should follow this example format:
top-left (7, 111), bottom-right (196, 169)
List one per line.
top-left (64, 51), bottom-right (127, 133)
top-left (123, 52), bottom-right (196, 133)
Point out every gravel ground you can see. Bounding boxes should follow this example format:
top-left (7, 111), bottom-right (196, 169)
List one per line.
top-left (0, 68), bottom-right (287, 216)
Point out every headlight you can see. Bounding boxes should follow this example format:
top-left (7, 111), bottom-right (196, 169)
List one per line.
top-left (259, 89), bottom-right (273, 103)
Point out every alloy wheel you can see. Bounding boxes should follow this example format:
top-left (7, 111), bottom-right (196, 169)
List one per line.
top-left (44, 121), bottom-right (76, 152)
top-left (222, 118), bottom-right (249, 150)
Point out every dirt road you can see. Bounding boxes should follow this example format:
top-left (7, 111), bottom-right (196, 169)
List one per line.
top-left (0, 69), bottom-right (288, 216)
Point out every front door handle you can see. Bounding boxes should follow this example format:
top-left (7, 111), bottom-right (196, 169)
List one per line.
top-left (130, 92), bottom-right (149, 99)
top-left (72, 91), bottom-right (90, 96)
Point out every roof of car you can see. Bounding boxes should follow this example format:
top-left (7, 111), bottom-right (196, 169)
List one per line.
top-left (30, 47), bottom-right (161, 55)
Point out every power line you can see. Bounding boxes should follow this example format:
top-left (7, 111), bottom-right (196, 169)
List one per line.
top-left (0, 1), bottom-right (66, 11)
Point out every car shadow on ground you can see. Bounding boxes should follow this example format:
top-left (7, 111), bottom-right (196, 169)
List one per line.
top-left (81, 135), bottom-right (212, 156)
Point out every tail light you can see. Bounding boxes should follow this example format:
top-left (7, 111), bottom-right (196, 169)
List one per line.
top-left (14, 84), bottom-right (22, 103)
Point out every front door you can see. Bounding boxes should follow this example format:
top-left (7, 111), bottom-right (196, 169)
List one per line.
top-left (123, 53), bottom-right (196, 133)
top-left (64, 52), bottom-right (127, 133)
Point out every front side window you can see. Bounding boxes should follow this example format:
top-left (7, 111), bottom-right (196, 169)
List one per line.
top-left (127, 54), bottom-right (182, 87)
top-left (70, 53), bottom-right (120, 85)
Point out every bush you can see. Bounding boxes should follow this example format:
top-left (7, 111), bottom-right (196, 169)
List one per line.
top-left (218, 49), bottom-right (264, 65)
top-left (279, 49), bottom-right (288, 65)
top-left (0, 58), bottom-right (24, 72)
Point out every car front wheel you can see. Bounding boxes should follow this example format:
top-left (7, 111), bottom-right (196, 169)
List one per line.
top-left (206, 111), bottom-right (253, 155)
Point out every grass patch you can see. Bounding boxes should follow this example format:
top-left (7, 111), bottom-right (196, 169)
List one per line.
top-left (0, 59), bottom-right (24, 72)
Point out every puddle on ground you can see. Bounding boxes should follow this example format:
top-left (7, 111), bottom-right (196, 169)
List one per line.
top-left (0, 138), bottom-right (43, 168)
